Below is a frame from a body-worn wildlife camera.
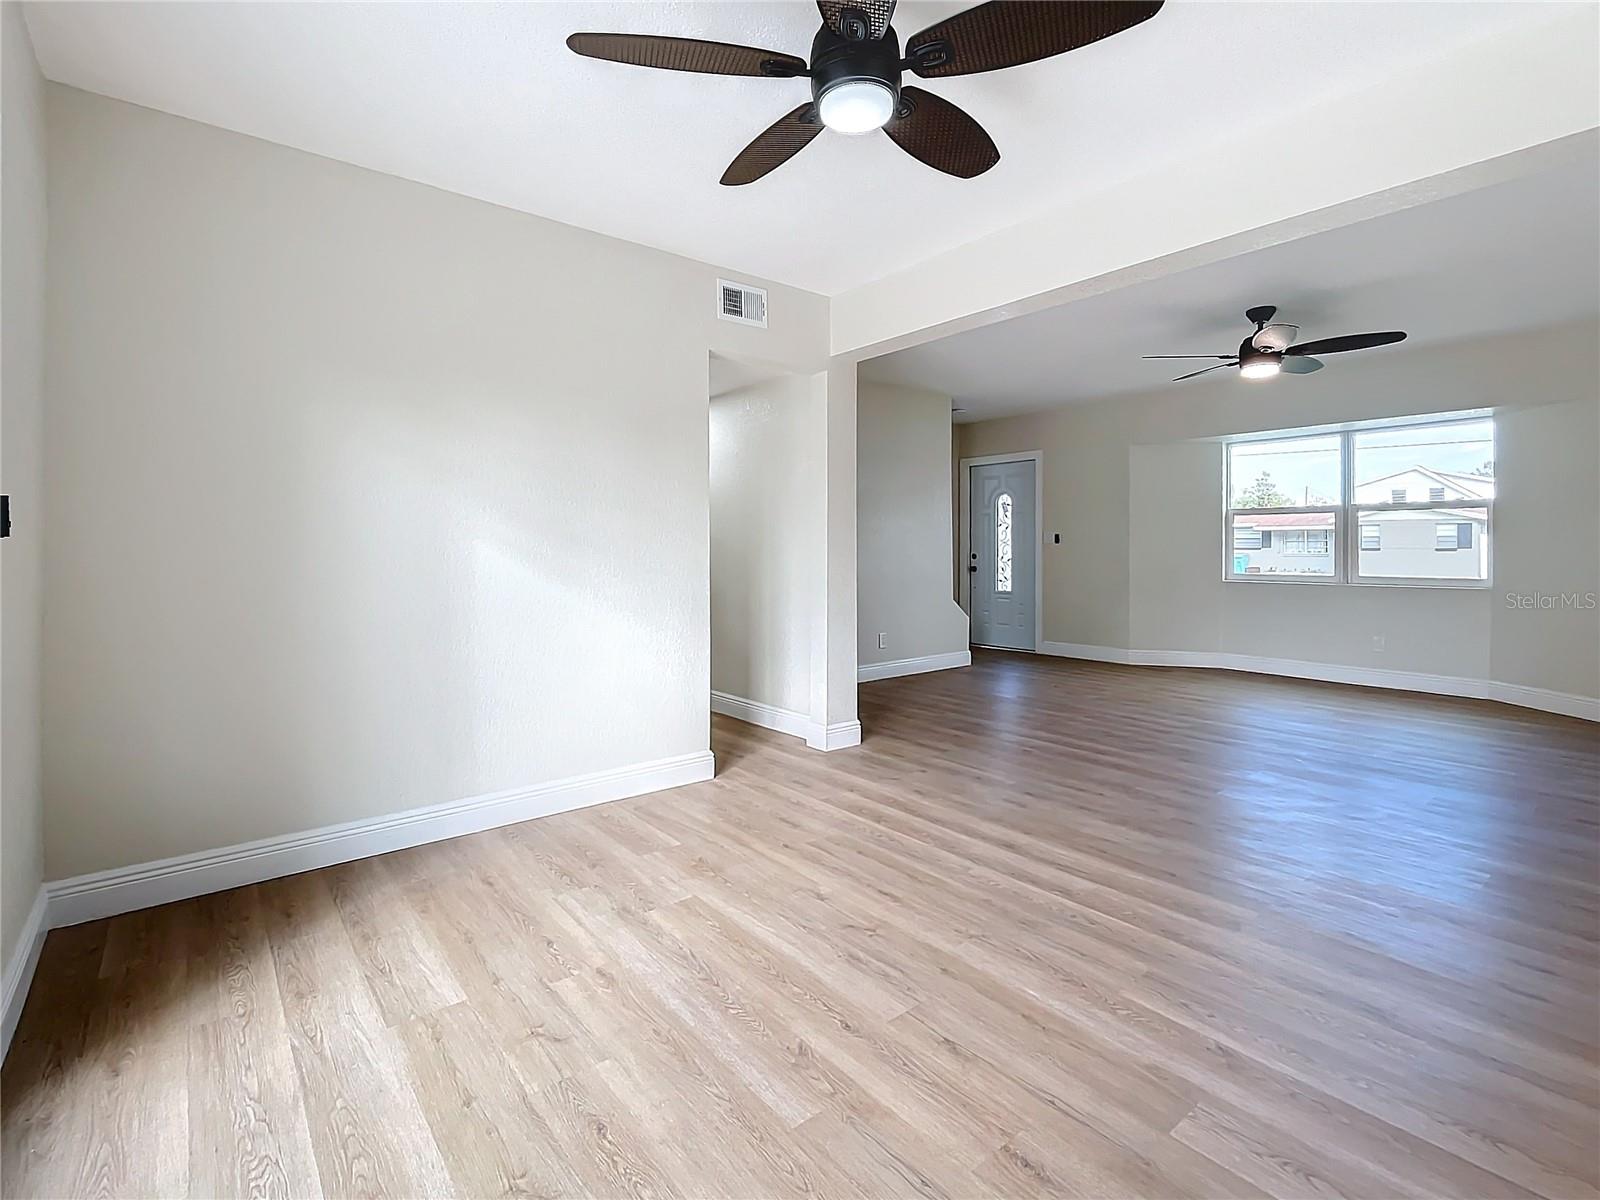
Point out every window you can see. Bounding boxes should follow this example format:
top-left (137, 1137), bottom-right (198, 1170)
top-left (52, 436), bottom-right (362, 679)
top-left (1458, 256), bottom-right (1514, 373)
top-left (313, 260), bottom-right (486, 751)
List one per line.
top-left (1229, 434), bottom-right (1341, 509)
top-left (1226, 414), bottom-right (1493, 586)
top-left (995, 493), bottom-right (1013, 593)
top-left (1225, 434), bottom-right (1340, 579)
top-left (1280, 529), bottom-right (1331, 555)
top-left (1352, 416), bottom-right (1492, 582)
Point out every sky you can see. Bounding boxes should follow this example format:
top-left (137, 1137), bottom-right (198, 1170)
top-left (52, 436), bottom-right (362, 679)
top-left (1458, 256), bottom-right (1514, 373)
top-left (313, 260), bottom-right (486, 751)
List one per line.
top-left (1230, 419), bottom-right (1494, 507)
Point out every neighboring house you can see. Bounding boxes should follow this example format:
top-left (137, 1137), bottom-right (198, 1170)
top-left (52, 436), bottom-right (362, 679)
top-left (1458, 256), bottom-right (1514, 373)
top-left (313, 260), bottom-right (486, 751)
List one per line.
top-left (1352, 464), bottom-right (1495, 505)
top-left (1232, 511), bottom-right (1337, 576)
top-left (1234, 465), bottom-right (1492, 578)
top-left (1353, 466), bottom-right (1492, 579)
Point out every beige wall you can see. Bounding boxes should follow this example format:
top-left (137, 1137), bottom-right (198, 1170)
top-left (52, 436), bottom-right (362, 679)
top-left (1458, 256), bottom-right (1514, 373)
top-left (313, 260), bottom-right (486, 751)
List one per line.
top-left (2, 1), bottom-right (47, 977)
top-left (857, 381), bottom-right (968, 667)
top-left (710, 375), bottom-right (822, 715)
top-left (41, 86), bottom-right (832, 881)
top-left (959, 321), bottom-right (1599, 699)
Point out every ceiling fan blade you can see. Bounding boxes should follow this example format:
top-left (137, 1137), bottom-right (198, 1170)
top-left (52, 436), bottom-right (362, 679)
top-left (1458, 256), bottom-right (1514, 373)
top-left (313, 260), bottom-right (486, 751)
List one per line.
top-left (1280, 355), bottom-right (1323, 374)
top-left (905, 1), bottom-right (1163, 78)
top-left (720, 104), bottom-right (825, 186)
top-left (884, 87), bottom-right (999, 179)
top-left (566, 33), bottom-right (807, 78)
top-left (1251, 323), bottom-right (1299, 352)
top-left (1173, 361), bottom-right (1237, 382)
top-left (817, 0), bottom-right (897, 41)
top-left (1287, 331), bottom-right (1407, 356)
top-left (1142, 354), bottom-right (1234, 360)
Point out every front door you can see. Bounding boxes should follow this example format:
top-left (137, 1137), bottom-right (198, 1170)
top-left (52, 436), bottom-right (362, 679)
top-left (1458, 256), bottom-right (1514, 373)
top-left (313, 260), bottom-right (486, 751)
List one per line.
top-left (969, 460), bottom-right (1036, 651)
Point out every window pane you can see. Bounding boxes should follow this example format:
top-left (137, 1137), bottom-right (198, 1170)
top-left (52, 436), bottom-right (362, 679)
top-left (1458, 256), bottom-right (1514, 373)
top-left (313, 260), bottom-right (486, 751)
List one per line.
top-left (995, 493), bottom-right (1012, 594)
top-left (1229, 513), bottom-right (1335, 577)
top-left (1357, 508), bottom-right (1488, 580)
top-left (1353, 419), bottom-right (1494, 505)
top-left (1229, 435), bottom-right (1341, 508)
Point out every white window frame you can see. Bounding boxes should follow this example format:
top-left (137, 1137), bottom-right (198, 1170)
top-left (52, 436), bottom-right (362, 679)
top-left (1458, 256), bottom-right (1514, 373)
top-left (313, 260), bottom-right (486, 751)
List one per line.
top-left (1223, 429), bottom-right (1342, 584)
top-left (1224, 414), bottom-right (1493, 589)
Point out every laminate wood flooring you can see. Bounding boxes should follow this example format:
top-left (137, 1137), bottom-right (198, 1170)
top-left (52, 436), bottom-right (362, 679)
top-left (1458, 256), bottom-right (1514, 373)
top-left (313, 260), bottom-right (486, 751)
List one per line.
top-left (4, 651), bottom-right (1597, 1199)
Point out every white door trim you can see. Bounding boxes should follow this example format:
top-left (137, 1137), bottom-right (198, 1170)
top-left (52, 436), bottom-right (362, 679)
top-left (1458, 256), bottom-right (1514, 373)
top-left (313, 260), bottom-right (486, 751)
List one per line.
top-left (959, 451), bottom-right (1043, 652)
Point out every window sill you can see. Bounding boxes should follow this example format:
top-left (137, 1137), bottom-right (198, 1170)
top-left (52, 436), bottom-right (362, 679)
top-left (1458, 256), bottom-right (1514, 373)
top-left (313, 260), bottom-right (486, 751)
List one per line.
top-left (1224, 576), bottom-right (1492, 590)
top-left (1225, 575), bottom-right (1337, 585)
top-left (1349, 578), bottom-right (1492, 590)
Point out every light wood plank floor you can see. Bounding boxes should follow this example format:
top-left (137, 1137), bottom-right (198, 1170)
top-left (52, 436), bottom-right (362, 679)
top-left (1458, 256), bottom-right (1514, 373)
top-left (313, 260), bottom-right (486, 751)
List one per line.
top-left (4, 651), bottom-right (1598, 1199)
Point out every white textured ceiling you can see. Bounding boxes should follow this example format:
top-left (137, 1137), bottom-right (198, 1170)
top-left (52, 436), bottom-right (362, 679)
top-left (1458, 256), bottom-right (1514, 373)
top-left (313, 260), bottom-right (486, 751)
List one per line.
top-left (861, 147), bottom-right (1600, 421)
top-left (22, 1), bottom-right (1573, 295)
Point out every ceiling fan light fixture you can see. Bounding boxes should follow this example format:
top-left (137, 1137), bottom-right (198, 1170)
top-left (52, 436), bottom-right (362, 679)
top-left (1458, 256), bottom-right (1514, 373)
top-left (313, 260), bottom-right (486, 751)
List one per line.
top-left (817, 79), bottom-right (896, 134)
top-left (1238, 354), bottom-right (1281, 381)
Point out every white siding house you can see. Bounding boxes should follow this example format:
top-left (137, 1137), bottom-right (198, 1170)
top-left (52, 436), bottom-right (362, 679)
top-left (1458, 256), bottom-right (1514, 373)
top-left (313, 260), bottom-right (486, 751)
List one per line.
top-left (1231, 512), bottom-right (1336, 576)
top-left (1353, 467), bottom-right (1492, 579)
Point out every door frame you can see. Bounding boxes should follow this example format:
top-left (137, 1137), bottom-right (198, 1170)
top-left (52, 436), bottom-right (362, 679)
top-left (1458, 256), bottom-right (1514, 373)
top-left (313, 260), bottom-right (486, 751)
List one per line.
top-left (959, 451), bottom-right (1043, 653)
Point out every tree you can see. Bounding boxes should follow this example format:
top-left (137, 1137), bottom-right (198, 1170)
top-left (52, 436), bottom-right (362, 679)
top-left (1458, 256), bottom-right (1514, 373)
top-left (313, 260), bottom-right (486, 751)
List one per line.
top-left (1236, 471), bottom-right (1291, 509)
top-left (1470, 459), bottom-right (1495, 478)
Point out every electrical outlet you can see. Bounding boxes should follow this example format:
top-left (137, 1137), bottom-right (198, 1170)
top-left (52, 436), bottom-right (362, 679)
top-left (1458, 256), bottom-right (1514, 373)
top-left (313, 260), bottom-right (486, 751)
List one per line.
top-left (1372, 635), bottom-right (1386, 653)
top-left (878, 632), bottom-right (887, 650)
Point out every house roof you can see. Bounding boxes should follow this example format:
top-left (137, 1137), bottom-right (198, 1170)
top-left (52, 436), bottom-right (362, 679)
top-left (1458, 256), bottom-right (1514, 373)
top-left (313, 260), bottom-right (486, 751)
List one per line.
top-left (1236, 513), bottom-right (1336, 528)
top-left (1429, 468), bottom-right (1497, 498)
top-left (1355, 464), bottom-right (1496, 499)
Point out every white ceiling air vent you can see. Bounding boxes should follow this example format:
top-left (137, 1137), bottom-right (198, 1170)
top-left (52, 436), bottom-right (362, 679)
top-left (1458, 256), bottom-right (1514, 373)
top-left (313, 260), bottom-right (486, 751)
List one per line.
top-left (716, 279), bottom-right (767, 328)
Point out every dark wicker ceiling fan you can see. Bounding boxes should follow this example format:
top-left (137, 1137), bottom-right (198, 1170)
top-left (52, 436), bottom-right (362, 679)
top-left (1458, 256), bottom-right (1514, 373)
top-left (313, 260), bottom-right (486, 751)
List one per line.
top-left (1145, 306), bottom-right (1409, 382)
top-left (567, 1), bottom-right (1164, 185)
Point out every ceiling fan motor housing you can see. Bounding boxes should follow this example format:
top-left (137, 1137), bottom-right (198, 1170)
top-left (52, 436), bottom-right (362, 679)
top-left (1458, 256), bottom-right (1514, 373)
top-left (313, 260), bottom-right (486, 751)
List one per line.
top-left (1238, 336), bottom-right (1280, 370)
top-left (810, 22), bottom-right (902, 110)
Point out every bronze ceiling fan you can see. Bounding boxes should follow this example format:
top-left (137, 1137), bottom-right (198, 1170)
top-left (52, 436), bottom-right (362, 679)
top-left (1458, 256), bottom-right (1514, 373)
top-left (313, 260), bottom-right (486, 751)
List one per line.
top-left (568, 1), bottom-right (1165, 185)
top-left (1145, 306), bottom-right (1409, 382)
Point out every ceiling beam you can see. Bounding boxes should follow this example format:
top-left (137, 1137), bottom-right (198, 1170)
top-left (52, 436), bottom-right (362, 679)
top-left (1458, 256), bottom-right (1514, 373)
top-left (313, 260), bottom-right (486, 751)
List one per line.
top-left (830, 6), bottom-right (1599, 361)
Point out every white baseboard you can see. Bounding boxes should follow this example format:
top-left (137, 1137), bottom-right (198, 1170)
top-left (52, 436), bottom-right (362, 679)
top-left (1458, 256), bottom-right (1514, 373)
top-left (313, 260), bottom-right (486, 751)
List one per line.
top-left (1486, 681), bottom-right (1600, 722)
top-left (858, 650), bottom-right (971, 683)
top-left (2, 888), bottom-right (48, 1061)
top-left (809, 720), bottom-right (862, 751)
top-left (1040, 641), bottom-right (1131, 665)
top-left (711, 692), bottom-right (861, 752)
top-left (711, 691), bottom-right (812, 741)
top-left (1040, 642), bottom-right (1599, 721)
top-left (44, 750), bottom-right (715, 931)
